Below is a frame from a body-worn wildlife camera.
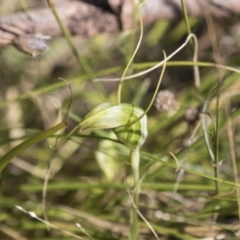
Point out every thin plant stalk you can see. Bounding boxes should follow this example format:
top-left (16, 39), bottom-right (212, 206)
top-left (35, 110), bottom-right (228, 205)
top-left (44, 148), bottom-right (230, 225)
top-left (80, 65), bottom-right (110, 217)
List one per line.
top-left (46, 1), bottom-right (106, 107)
top-left (95, 33), bottom-right (199, 82)
top-left (46, 0), bottom-right (93, 78)
top-left (224, 97), bottom-right (240, 224)
top-left (118, 2), bottom-right (145, 103)
top-left (129, 149), bottom-right (140, 240)
top-left (128, 54), bottom-right (166, 240)
top-left (116, 51), bottom-right (167, 133)
top-left (202, 87), bottom-right (219, 192)
top-left (180, 0), bottom-right (191, 36)
top-left (214, 84), bottom-right (220, 193)
top-left (180, 0), bottom-right (201, 88)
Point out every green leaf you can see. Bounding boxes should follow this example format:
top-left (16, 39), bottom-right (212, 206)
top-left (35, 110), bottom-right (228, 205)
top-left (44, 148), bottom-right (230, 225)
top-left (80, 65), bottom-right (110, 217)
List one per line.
top-left (0, 122), bottom-right (66, 172)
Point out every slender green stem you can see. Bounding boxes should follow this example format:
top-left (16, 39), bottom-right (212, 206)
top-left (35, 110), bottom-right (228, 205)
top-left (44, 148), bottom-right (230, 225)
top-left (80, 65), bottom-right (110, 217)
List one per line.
top-left (131, 149), bottom-right (140, 185)
top-left (46, 0), bottom-right (93, 78)
top-left (180, 0), bottom-right (191, 36)
top-left (46, 0), bottom-right (106, 110)
top-left (224, 98), bottom-right (240, 224)
top-left (202, 86), bottom-right (220, 193)
top-left (118, 2), bottom-right (145, 104)
top-left (180, 0), bottom-right (201, 88)
top-left (129, 149), bottom-right (140, 240)
top-left (214, 84), bottom-right (221, 193)
top-left (145, 51), bottom-right (166, 114)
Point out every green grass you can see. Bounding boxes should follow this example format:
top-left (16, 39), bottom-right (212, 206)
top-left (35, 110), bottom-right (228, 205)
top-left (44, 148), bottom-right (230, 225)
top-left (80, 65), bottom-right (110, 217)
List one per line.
top-left (1, 2), bottom-right (240, 240)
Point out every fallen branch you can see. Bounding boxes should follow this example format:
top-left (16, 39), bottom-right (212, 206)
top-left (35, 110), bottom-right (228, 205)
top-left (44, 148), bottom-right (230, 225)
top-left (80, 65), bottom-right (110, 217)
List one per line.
top-left (0, 0), bottom-right (239, 48)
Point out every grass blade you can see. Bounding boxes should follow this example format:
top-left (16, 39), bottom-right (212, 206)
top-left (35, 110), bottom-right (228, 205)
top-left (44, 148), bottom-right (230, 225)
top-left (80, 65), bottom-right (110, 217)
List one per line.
top-left (0, 122), bottom-right (66, 172)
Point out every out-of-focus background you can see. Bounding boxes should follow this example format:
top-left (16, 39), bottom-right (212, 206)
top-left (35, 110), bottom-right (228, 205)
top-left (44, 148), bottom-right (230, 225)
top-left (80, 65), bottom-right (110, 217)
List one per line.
top-left (1, 0), bottom-right (240, 239)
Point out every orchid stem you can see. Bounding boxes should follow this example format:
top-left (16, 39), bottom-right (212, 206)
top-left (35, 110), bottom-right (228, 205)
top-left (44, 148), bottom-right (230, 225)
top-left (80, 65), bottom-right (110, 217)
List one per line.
top-left (129, 149), bottom-right (140, 240)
